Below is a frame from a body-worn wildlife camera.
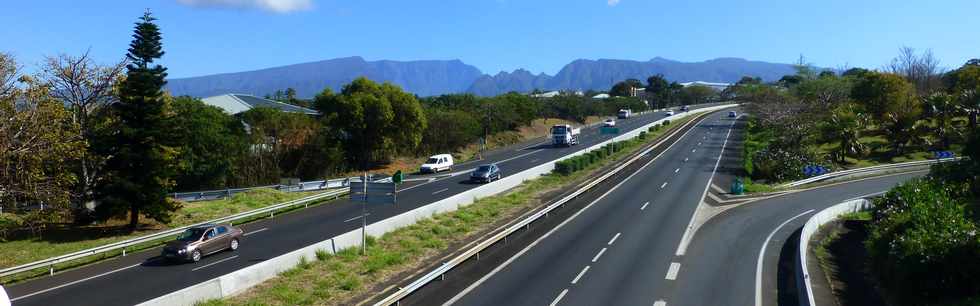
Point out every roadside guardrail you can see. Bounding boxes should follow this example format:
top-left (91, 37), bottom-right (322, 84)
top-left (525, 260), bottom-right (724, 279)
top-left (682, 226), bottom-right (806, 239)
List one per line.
top-left (171, 177), bottom-right (366, 202)
top-left (0, 187), bottom-right (350, 280)
top-left (779, 158), bottom-right (960, 188)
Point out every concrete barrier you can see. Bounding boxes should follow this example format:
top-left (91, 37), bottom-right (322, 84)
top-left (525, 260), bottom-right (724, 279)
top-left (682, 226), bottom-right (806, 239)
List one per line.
top-left (138, 104), bottom-right (736, 306)
top-left (796, 198), bottom-right (872, 306)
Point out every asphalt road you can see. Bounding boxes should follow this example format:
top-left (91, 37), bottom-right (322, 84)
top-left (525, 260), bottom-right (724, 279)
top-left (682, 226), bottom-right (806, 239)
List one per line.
top-left (4, 102), bottom-right (729, 306)
top-left (448, 110), bottom-right (741, 306)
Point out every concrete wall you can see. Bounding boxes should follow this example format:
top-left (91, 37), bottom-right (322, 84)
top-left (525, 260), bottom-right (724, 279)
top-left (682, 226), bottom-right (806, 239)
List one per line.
top-left (138, 104), bottom-right (736, 306)
top-left (796, 198), bottom-right (872, 306)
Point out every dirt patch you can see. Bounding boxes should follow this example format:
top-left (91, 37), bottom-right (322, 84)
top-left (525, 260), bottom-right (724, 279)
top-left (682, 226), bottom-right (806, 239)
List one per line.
top-left (813, 219), bottom-right (887, 306)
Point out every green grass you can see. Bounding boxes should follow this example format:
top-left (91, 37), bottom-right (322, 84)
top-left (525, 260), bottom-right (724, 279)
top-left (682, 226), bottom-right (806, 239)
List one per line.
top-left (741, 177), bottom-right (777, 194)
top-left (839, 211), bottom-right (872, 221)
top-left (0, 188), bottom-right (331, 283)
top-left (197, 112), bottom-right (702, 306)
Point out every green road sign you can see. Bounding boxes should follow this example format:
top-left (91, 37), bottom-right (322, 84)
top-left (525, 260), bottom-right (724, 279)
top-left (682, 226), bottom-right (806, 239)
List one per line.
top-left (600, 127), bottom-right (620, 135)
top-left (393, 170), bottom-right (404, 184)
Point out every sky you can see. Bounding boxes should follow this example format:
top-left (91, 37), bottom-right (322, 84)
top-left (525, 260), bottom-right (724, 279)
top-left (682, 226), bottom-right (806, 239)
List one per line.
top-left (2, 0), bottom-right (978, 78)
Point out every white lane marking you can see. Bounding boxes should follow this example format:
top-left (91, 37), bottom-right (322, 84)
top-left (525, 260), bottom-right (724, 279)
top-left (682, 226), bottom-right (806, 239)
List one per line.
top-left (684, 157), bottom-right (689, 162)
top-left (432, 188), bottom-right (450, 195)
top-left (571, 266), bottom-right (590, 284)
top-left (10, 263), bottom-right (142, 302)
top-left (343, 213), bottom-right (370, 223)
top-left (530, 158), bottom-right (540, 163)
top-left (665, 262), bottom-right (681, 280)
top-left (755, 209), bottom-right (814, 306)
top-left (674, 168), bottom-right (680, 173)
top-left (444, 111), bottom-right (717, 306)
top-left (641, 202), bottom-right (649, 210)
top-left (660, 182), bottom-right (668, 189)
top-left (400, 149), bottom-right (545, 192)
top-left (692, 149), bottom-right (697, 153)
top-left (654, 300), bottom-right (667, 306)
top-left (675, 115), bottom-right (739, 256)
top-left (592, 248), bottom-right (607, 263)
top-left (608, 233), bottom-right (621, 245)
top-left (191, 255), bottom-right (239, 272)
top-left (698, 142), bottom-right (702, 146)
top-left (243, 227), bottom-right (268, 236)
top-left (551, 289), bottom-right (569, 306)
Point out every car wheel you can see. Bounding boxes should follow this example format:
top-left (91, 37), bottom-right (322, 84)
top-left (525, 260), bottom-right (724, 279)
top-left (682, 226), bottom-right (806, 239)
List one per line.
top-left (230, 238), bottom-right (239, 251)
top-left (191, 250), bottom-right (202, 262)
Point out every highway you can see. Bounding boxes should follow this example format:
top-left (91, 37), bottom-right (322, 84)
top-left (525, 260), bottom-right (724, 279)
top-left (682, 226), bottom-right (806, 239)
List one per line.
top-left (437, 110), bottom-right (922, 306)
top-left (4, 103), bottom-right (727, 306)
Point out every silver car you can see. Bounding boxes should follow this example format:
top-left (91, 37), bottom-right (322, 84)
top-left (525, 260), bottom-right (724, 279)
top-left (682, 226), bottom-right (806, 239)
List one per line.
top-left (162, 224), bottom-right (243, 262)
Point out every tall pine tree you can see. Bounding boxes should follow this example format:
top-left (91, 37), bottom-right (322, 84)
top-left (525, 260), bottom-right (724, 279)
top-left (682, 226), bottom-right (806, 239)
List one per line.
top-left (95, 10), bottom-right (180, 230)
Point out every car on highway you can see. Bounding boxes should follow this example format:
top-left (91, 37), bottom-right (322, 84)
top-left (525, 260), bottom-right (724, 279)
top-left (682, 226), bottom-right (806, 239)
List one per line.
top-left (162, 224), bottom-right (243, 263)
top-left (470, 163), bottom-right (501, 183)
top-left (681, 105), bottom-right (689, 112)
top-left (603, 118), bottom-right (616, 127)
top-left (0, 284), bottom-right (9, 306)
top-left (420, 154), bottom-right (454, 173)
top-left (665, 110), bottom-right (675, 116)
top-left (728, 111), bottom-right (737, 118)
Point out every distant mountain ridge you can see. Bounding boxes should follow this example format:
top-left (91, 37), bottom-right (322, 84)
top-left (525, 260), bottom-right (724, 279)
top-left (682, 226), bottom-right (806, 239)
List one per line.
top-left (166, 56), bottom-right (799, 98)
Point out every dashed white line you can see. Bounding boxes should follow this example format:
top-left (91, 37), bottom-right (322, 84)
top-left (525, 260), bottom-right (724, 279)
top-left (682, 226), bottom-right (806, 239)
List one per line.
top-left (551, 289), bottom-right (569, 306)
top-left (660, 182), bottom-right (668, 189)
top-left (608, 233), bottom-right (621, 245)
top-left (432, 188), bottom-right (449, 195)
top-left (665, 262), bottom-right (681, 280)
top-left (692, 149), bottom-right (697, 153)
top-left (641, 202), bottom-right (650, 210)
top-left (10, 263), bottom-right (142, 302)
top-left (684, 157), bottom-right (689, 162)
top-left (571, 266), bottom-right (590, 284)
top-left (343, 213), bottom-right (370, 223)
top-left (592, 248), bottom-right (607, 262)
top-left (192, 255), bottom-right (239, 272)
top-left (674, 168), bottom-right (680, 173)
top-left (243, 227), bottom-right (268, 236)
top-left (654, 300), bottom-right (667, 306)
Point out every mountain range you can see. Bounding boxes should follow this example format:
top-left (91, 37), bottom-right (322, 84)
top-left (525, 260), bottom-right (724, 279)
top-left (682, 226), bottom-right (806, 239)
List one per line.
top-left (166, 56), bottom-right (799, 98)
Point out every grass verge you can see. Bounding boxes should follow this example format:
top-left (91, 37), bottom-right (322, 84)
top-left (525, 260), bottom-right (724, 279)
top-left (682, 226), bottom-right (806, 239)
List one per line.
top-left (198, 114), bottom-right (698, 306)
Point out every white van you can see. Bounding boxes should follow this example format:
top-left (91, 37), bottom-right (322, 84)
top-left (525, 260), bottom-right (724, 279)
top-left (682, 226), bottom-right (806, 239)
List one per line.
top-left (420, 154), bottom-right (454, 173)
top-left (0, 284), bottom-right (9, 306)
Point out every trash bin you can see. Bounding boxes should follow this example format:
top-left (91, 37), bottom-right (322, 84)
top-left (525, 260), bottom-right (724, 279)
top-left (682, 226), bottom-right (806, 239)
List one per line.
top-left (731, 178), bottom-right (745, 195)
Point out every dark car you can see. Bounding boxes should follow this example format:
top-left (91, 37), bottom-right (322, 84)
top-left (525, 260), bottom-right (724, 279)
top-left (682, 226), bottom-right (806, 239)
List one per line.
top-left (681, 105), bottom-right (689, 112)
top-left (162, 224), bottom-right (243, 262)
top-left (470, 164), bottom-right (501, 183)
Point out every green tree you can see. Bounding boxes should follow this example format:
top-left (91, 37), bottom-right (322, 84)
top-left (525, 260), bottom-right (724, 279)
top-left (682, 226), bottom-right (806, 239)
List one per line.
top-left (170, 97), bottom-right (248, 190)
top-left (952, 65), bottom-right (980, 129)
top-left (383, 83), bottom-right (427, 155)
top-left (852, 72), bottom-right (915, 122)
top-left (645, 74), bottom-right (670, 108)
top-left (819, 103), bottom-right (867, 163)
top-left (678, 85), bottom-right (716, 105)
top-left (924, 92), bottom-right (960, 149)
top-left (238, 107), bottom-right (322, 183)
top-left (610, 79), bottom-right (643, 97)
top-left (95, 11), bottom-right (181, 230)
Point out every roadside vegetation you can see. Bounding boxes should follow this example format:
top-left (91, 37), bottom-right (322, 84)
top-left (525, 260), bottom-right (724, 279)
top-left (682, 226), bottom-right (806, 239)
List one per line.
top-left (736, 50), bottom-right (979, 185)
top-left (197, 113), bottom-right (698, 306)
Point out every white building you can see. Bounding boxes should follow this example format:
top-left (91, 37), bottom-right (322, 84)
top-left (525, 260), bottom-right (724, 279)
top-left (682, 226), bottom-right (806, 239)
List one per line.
top-left (201, 94), bottom-right (319, 116)
top-left (679, 81), bottom-right (733, 92)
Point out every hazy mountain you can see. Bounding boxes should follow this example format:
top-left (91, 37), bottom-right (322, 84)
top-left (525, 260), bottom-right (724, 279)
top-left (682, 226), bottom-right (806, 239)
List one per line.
top-left (167, 56), bottom-right (800, 98)
top-left (166, 56), bottom-right (484, 98)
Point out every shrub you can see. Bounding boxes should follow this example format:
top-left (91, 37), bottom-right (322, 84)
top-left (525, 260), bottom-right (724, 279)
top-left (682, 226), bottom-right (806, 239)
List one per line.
top-left (638, 131), bottom-right (647, 140)
top-left (662, 119), bottom-right (670, 126)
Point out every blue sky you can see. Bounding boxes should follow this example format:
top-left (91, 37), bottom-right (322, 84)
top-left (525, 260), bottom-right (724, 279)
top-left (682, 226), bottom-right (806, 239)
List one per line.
top-left (2, 0), bottom-right (978, 78)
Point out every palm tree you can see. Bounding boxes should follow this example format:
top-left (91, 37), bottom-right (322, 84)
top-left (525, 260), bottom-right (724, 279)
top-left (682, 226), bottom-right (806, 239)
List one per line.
top-left (821, 103), bottom-right (867, 163)
top-left (924, 93), bottom-right (961, 149)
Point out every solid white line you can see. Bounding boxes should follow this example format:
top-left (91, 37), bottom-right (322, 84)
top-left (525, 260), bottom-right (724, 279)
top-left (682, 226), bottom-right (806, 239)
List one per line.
top-left (550, 289), bottom-right (569, 306)
top-left (443, 111), bottom-right (718, 306)
top-left (243, 227), bottom-right (268, 236)
top-left (10, 263), bottom-right (142, 301)
top-left (755, 209), bottom-right (814, 306)
top-left (592, 248), bottom-right (607, 263)
top-left (343, 213), bottom-right (369, 223)
top-left (571, 266), bottom-right (590, 284)
top-left (665, 262), bottom-right (681, 280)
top-left (674, 115), bottom-right (738, 257)
top-left (660, 182), bottom-right (668, 189)
top-left (641, 202), bottom-right (649, 210)
top-left (432, 188), bottom-right (450, 195)
top-left (674, 168), bottom-right (680, 173)
top-left (191, 255), bottom-right (239, 272)
top-left (608, 233), bottom-right (621, 245)
top-left (654, 300), bottom-right (667, 306)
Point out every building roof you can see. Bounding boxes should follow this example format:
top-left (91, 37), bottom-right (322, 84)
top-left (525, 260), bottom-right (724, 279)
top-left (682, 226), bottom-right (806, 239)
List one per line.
top-left (679, 81), bottom-right (733, 91)
top-left (592, 93), bottom-right (611, 99)
top-left (201, 94), bottom-right (319, 115)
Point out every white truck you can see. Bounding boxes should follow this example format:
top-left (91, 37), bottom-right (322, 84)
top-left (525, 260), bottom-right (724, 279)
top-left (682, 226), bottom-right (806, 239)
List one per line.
top-left (617, 109), bottom-right (632, 119)
top-left (551, 124), bottom-right (581, 146)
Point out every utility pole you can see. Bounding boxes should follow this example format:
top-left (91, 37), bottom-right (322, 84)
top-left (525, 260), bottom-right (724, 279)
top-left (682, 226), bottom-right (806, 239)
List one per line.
top-left (361, 172), bottom-right (367, 255)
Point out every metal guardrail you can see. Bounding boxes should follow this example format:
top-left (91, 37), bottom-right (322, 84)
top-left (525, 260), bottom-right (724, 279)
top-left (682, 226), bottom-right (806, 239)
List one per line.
top-left (372, 107), bottom-right (712, 306)
top-left (779, 157), bottom-right (961, 188)
top-left (171, 177), bottom-right (358, 202)
top-left (0, 187), bottom-right (350, 279)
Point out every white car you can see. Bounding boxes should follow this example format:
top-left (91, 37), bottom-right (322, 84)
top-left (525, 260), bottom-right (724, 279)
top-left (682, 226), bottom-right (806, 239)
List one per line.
top-left (420, 154), bottom-right (454, 173)
top-left (0, 284), bottom-right (9, 306)
top-left (603, 119), bottom-right (616, 127)
top-left (665, 110), bottom-right (675, 116)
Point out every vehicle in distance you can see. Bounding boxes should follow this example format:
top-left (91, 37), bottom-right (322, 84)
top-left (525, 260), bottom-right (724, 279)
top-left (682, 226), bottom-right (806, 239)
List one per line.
top-left (420, 154), bottom-right (454, 173)
top-left (162, 224), bottom-right (242, 262)
top-left (603, 119), bottom-right (616, 127)
top-left (681, 105), bottom-right (689, 112)
top-left (728, 111), bottom-right (737, 118)
top-left (665, 110), bottom-right (675, 116)
top-left (551, 124), bottom-right (580, 146)
top-left (617, 108), bottom-right (632, 119)
top-left (470, 163), bottom-right (501, 183)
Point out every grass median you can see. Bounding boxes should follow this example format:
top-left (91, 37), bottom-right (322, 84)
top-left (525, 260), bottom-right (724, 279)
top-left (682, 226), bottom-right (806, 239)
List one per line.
top-left (199, 114), bottom-right (700, 306)
top-left (0, 188), bottom-right (333, 284)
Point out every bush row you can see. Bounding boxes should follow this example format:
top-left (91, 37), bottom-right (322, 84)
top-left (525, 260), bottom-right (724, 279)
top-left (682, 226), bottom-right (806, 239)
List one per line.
top-left (554, 121), bottom-right (667, 176)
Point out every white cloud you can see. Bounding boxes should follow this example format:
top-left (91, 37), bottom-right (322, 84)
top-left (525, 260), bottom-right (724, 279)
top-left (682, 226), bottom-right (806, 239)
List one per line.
top-left (607, 0), bottom-right (620, 6)
top-left (176, 0), bottom-right (313, 13)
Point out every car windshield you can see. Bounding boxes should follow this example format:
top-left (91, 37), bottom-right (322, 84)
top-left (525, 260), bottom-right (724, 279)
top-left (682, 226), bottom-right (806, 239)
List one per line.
top-left (177, 228), bottom-right (208, 241)
top-left (551, 126), bottom-right (567, 134)
top-left (476, 165), bottom-right (492, 172)
top-left (426, 158), bottom-right (439, 163)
